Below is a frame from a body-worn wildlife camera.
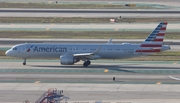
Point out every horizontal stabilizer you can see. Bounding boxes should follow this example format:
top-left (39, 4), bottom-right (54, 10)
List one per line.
top-left (152, 47), bottom-right (161, 50)
top-left (106, 38), bottom-right (113, 44)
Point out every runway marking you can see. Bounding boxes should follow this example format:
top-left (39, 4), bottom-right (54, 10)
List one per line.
top-left (104, 69), bottom-right (109, 73)
top-left (46, 28), bottom-right (50, 30)
top-left (173, 62), bottom-right (178, 64)
top-left (156, 82), bottom-right (161, 85)
top-left (34, 81), bottom-right (41, 84)
top-left (115, 28), bottom-right (118, 31)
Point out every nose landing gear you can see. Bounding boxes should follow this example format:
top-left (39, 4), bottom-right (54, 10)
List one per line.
top-left (23, 58), bottom-right (26, 65)
top-left (83, 60), bottom-right (91, 67)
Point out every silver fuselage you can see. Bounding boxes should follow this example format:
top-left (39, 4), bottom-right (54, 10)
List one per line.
top-left (5, 43), bottom-right (170, 60)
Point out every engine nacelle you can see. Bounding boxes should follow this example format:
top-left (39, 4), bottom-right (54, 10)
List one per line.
top-left (60, 54), bottom-right (80, 65)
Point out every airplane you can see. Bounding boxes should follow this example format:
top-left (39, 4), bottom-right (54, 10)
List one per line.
top-left (5, 22), bottom-right (170, 67)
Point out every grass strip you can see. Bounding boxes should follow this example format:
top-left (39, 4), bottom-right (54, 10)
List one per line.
top-left (0, 17), bottom-right (180, 23)
top-left (0, 2), bottom-right (154, 9)
top-left (0, 31), bottom-right (179, 39)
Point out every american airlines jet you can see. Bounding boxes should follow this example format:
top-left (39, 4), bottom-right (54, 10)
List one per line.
top-left (5, 22), bottom-right (170, 67)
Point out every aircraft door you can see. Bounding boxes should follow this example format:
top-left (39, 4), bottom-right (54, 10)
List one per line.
top-left (21, 45), bottom-right (27, 54)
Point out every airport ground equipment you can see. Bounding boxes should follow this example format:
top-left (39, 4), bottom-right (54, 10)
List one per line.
top-left (23, 88), bottom-right (69, 103)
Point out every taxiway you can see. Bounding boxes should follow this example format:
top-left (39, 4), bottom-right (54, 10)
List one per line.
top-left (1, 8), bottom-right (180, 18)
top-left (0, 60), bottom-right (180, 102)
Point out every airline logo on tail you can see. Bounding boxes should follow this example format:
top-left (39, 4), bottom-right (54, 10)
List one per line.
top-left (136, 22), bottom-right (167, 53)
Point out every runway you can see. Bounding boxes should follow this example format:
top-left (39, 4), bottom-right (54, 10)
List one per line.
top-left (1, 90), bottom-right (180, 103)
top-left (1, 9), bottom-right (180, 17)
top-left (1, 60), bottom-right (180, 82)
top-left (1, 9), bottom-right (180, 13)
top-left (0, 60), bottom-right (180, 102)
top-left (0, 23), bottom-right (180, 31)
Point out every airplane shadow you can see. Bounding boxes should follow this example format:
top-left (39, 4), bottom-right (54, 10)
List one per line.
top-left (30, 64), bottom-right (137, 73)
top-left (30, 63), bottom-right (180, 74)
top-left (30, 64), bottom-right (180, 69)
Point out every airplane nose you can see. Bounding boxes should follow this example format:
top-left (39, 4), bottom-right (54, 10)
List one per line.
top-left (5, 50), bottom-right (12, 56)
top-left (5, 50), bottom-right (9, 56)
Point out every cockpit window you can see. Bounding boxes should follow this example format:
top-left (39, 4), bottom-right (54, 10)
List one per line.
top-left (13, 47), bottom-right (17, 50)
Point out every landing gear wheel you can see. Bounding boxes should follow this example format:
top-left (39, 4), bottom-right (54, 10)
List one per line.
top-left (83, 62), bottom-right (88, 67)
top-left (23, 62), bottom-right (26, 65)
top-left (87, 60), bottom-right (91, 65)
top-left (83, 60), bottom-right (91, 67)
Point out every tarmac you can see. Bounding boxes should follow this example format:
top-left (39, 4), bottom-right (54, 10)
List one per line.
top-left (0, 59), bottom-right (180, 103)
top-left (0, 23), bottom-right (179, 31)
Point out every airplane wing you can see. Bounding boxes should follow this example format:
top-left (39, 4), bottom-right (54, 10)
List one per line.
top-left (74, 53), bottom-right (93, 57)
top-left (73, 52), bottom-right (101, 59)
top-left (169, 75), bottom-right (180, 81)
top-left (73, 45), bottom-right (102, 59)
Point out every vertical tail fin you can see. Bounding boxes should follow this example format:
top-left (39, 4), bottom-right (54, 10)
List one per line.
top-left (136, 22), bottom-right (168, 53)
top-left (144, 22), bottom-right (167, 43)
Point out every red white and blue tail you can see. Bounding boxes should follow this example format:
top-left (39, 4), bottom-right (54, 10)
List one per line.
top-left (136, 22), bottom-right (167, 53)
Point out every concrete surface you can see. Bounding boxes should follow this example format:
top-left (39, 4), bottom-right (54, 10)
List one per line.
top-left (0, 60), bottom-right (180, 102)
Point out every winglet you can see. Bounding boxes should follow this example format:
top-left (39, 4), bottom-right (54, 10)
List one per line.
top-left (169, 75), bottom-right (180, 81)
top-left (106, 38), bottom-right (113, 44)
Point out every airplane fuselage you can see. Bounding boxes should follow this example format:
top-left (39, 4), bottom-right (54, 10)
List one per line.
top-left (7, 43), bottom-right (147, 59)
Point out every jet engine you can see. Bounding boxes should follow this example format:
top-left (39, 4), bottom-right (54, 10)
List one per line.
top-left (60, 54), bottom-right (79, 65)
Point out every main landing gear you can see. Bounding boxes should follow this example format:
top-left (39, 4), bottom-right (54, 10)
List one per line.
top-left (23, 58), bottom-right (26, 65)
top-left (83, 60), bottom-right (91, 67)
